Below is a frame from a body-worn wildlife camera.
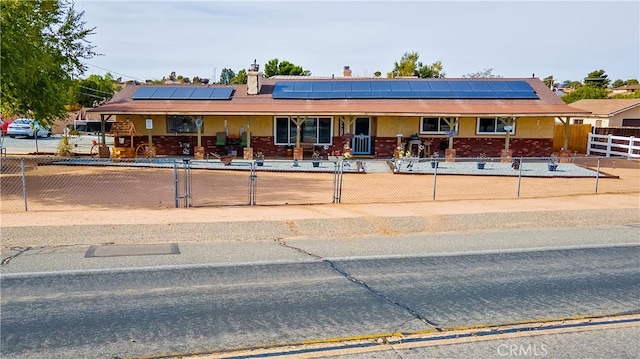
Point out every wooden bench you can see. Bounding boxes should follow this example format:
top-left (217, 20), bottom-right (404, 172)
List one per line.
top-left (300, 142), bottom-right (316, 156)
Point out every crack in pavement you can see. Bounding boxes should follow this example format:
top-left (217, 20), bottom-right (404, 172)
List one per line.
top-left (1, 246), bottom-right (33, 266)
top-left (274, 238), bottom-right (443, 332)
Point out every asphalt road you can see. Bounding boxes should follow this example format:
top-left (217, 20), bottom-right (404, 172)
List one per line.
top-left (1, 134), bottom-right (111, 155)
top-left (1, 230), bottom-right (638, 359)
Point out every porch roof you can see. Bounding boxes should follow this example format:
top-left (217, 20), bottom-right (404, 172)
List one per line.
top-left (89, 77), bottom-right (591, 118)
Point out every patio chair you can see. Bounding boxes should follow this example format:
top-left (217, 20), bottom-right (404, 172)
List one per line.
top-left (215, 132), bottom-right (227, 146)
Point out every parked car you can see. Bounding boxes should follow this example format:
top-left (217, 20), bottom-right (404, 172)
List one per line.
top-left (7, 118), bottom-right (51, 138)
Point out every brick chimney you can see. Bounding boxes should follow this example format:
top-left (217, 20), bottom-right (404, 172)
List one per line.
top-left (342, 65), bottom-right (352, 77)
top-left (247, 60), bottom-right (262, 95)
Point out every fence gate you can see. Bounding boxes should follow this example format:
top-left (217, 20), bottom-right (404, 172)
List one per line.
top-left (174, 159), bottom-right (192, 207)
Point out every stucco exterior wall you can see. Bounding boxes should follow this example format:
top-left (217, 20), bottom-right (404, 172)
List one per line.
top-left (377, 116), bottom-right (555, 139)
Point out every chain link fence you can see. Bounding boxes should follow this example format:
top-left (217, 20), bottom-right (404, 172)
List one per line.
top-left (1, 156), bottom-right (637, 212)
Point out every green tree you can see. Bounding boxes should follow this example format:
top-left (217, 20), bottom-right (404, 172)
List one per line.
top-left (71, 73), bottom-right (121, 108)
top-left (584, 69), bottom-right (610, 88)
top-left (230, 69), bottom-right (247, 84)
top-left (387, 51), bottom-right (445, 78)
top-left (416, 60), bottom-right (446, 78)
top-left (264, 58), bottom-right (311, 77)
top-left (219, 68), bottom-right (235, 84)
top-left (611, 79), bottom-right (625, 88)
top-left (1, 0), bottom-right (98, 125)
top-left (388, 51), bottom-right (419, 78)
top-left (568, 81), bottom-right (582, 89)
top-left (561, 86), bottom-right (608, 103)
top-left (543, 75), bottom-right (555, 88)
top-left (463, 68), bottom-right (503, 78)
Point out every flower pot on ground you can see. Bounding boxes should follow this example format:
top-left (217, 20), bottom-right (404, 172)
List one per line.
top-left (430, 152), bottom-right (439, 168)
top-left (255, 151), bottom-right (264, 166)
top-left (548, 154), bottom-right (559, 171)
top-left (477, 152), bottom-right (487, 169)
top-left (312, 150), bottom-right (321, 167)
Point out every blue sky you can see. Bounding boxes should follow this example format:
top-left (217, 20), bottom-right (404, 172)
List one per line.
top-left (77, 0), bottom-right (639, 84)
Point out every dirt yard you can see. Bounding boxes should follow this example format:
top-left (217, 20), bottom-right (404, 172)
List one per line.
top-left (1, 157), bottom-right (638, 213)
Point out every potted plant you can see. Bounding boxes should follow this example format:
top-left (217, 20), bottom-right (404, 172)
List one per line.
top-left (548, 154), bottom-right (559, 171)
top-left (311, 150), bottom-right (321, 167)
top-left (430, 152), bottom-right (439, 168)
top-left (477, 152), bottom-right (487, 169)
top-left (255, 151), bottom-right (264, 166)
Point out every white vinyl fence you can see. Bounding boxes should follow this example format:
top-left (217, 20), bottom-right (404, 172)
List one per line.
top-left (587, 133), bottom-right (640, 158)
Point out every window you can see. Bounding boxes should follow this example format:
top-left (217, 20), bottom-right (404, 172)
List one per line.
top-left (420, 117), bottom-right (457, 134)
top-left (476, 117), bottom-right (516, 135)
top-left (167, 116), bottom-right (201, 133)
top-left (274, 117), bottom-right (332, 145)
top-left (573, 119), bottom-right (584, 124)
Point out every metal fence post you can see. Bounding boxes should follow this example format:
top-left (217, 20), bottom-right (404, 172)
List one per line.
top-left (183, 158), bottom-right (192, 207)
top-left (432, 160), bottom-right (438, 201)
top-left (517, 156), bottom-right (523, 198)
top-left (249, 162), bottom-right (257, 206)
top-left (595, 157), bottom-right (601, 194)
top-left (333, 160), bottom-right (343, 203)
top-left (173, 160), bottom-right (179, 208)
top-left (20, 157), bottom-right (28, 211)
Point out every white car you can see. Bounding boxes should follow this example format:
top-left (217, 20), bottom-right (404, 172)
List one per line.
top-left (7, 118), bottom-right (51, 138)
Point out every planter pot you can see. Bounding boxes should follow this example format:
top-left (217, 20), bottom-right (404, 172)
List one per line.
top-left (312, 161), bottom-right (320, 167)
top-left (548, 163), bottom-right (558, 171)
top-left (256, 160), bottom-right (264, 166)
top-left (477, 162), bottom-right (486, 169)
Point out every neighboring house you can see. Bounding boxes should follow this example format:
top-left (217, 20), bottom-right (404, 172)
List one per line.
top-left (611, 84), bottom-right (640, 95)
top-left (88, 64), bottom-right (590, 158)
top-left (567, 99), bottom-right (640, 127)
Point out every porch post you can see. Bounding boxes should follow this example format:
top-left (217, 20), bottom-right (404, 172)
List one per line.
top-left (499, 117), bottom-right (517, 151)
top-left (292, 116), bottom-right (306, 160)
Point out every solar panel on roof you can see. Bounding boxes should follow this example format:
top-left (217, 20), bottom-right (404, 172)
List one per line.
top-left (151, 87), bottom-right (177, 99)
top-left (132, 87), bottom-right (159, 99)
top-left (270, 80), bottom-right (538, 100)
top-left (408, 81), bottom-right (431, 91)
top-left (467, 81), bottom-right (492, 91)
top-left (332, 82), bottom-right (351, 92)
top-left (370, 81), bottom-right (391, 91)
top-left (428, 81), bottom-right (452, 91)
top-left (210, 87), bottom-right (234, 99)
top-left (309, 92), bottom-right (345, 99)
top-left (349, 91), bottom-right (384, 98)
top-left (190, 88), bottom-right (215, 99)
top-left (507, 81), bottom-right (535, 91)
top-left (312, 81), bottom-right (332, 92)
top-left (294, 82), bottom-right (313, 92)
top-left (448, 81), bottom-right (472, 92)
top-left (383, 91), bottom-right (421, 98)
top-left (273, 91), bottom-right (309, 99)
top-left (427, 91), bottom-right (459, 98)
top-left (274, 82), bottom-right (295, 92)
top-left (171, 87), bottom-right (196, 99)
top-left (487, 81), bottom-right (512, 92)
top-left (389, 81), bottom-right (411, 91)
top-left (351, 81), bottom-right (372, 92)
top-left (460, 91), bottom-right (497, 99)
top-left (501, 91), bottom-right (539, 99)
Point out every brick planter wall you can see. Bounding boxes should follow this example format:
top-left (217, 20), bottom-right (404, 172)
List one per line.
top-left (375, 137), bottom-right (553, 158)
top-left (134, 135), bottom-right (553, 158)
